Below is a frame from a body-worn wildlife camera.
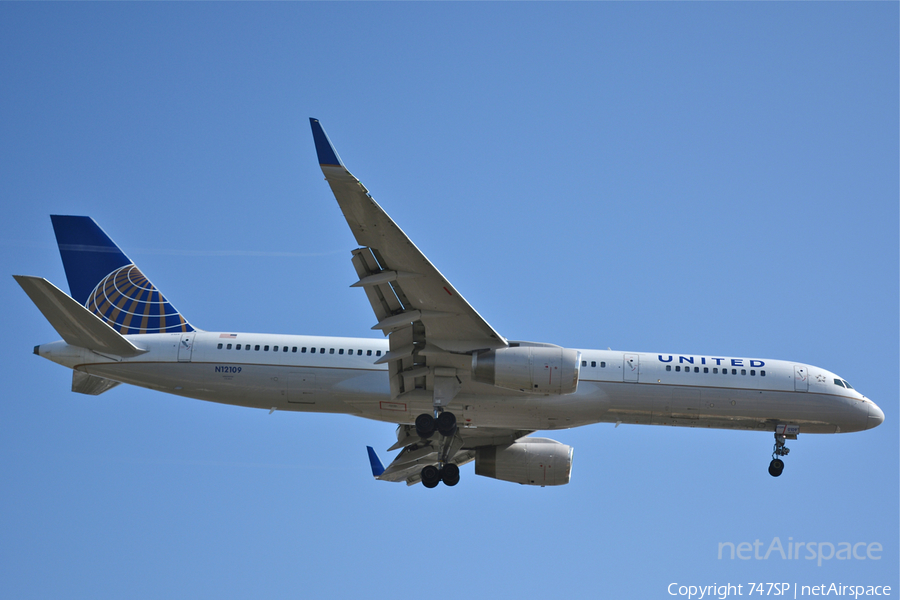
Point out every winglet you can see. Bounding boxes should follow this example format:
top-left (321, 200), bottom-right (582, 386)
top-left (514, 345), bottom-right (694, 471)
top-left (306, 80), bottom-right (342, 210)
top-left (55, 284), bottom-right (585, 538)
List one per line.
top-left (366, 446), bottom-right (385, 478)
top-left (309, 118), bottom-right (344, 167)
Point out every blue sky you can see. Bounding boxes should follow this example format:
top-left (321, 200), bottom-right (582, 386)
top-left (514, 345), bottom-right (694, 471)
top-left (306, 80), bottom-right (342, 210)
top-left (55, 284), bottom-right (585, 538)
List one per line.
top-left (1, 3), bottom-right (897, 598)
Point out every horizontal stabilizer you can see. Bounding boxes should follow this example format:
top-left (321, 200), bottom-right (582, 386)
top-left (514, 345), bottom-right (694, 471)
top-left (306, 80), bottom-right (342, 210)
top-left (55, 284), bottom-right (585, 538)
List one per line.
top-left (14, 275), bottom-right (147, 357)
top-left (72, 371), bottom-right (121, 395)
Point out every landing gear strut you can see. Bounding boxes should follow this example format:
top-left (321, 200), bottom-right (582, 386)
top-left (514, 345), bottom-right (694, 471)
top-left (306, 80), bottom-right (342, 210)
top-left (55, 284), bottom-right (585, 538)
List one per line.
top-left (416, 409), bottom-right (459, 487)
top-left (768, 433), bottom-right (789, 477)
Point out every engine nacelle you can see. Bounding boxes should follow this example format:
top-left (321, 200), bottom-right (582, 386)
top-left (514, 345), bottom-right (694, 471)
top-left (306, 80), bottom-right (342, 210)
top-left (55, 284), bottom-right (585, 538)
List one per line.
top-left (471, 346), bottom-right (580, 395)
top-left (475, 438), bottom-right (574, 486)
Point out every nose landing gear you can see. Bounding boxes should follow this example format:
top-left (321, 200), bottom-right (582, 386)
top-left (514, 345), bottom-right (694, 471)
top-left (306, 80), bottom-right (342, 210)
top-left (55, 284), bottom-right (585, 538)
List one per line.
top-left (768, 433), bottom-right (789, 477)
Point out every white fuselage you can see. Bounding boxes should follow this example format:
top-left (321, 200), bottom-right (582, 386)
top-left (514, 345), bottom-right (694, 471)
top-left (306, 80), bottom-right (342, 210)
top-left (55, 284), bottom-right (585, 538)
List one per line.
top-left (36, 331), bottom-right (880, 435)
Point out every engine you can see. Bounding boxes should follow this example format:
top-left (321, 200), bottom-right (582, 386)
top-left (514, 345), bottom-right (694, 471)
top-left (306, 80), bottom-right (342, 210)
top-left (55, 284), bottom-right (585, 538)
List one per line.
top-left (471, 345), bottom-right (581, 395)
top-left (475, 438), bottom-right (574, 486)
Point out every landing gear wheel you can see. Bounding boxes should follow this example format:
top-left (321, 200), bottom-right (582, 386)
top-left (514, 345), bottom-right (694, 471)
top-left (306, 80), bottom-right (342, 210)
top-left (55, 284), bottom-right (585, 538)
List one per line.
top-left (415, 413), bottom-right (436, 439)
top-left (768, 458), bottom-right (785, 477)
top-left (436, 411), bottom-right (457, 437)
top-left (421, 465), bottom-right (441, 488)
top-left (441, 463), bottom-right (460, 487)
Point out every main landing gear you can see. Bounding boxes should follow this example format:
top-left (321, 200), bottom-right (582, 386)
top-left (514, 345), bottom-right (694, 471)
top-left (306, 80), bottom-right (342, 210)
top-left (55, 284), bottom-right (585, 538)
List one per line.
top-left (421, 462), bottom-right (460, 488)
top-left (415, 410), bottom-right (459, 488)
top-left (768, 433), bottom-right (790, 477)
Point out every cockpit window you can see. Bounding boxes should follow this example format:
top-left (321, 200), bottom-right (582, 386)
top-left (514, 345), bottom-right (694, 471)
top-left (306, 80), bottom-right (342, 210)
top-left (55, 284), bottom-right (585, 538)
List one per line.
top-left (842, 380), bottom-right (853, 390)
top-left (834, 378), bottom-right (845, 388)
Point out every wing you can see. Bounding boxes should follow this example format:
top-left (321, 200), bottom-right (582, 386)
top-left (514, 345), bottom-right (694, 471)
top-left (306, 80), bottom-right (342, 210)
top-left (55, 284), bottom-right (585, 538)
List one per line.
top-left (368, 426), bottom-right (534, 486)
top-left (310, 118), bottom-right (508, 408)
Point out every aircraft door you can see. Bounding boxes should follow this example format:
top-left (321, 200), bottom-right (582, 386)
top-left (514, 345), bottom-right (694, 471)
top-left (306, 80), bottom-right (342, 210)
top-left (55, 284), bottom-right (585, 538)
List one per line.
top-left (624, 354), bottom-right (640, 382)
top-left (793, 365), bottom-right (808, 392)
top-left (177, 333), bottom-right (195, 362)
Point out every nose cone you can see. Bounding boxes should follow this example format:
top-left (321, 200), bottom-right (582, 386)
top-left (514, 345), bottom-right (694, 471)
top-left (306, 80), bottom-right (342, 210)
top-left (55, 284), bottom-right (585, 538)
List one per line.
top-left (867, 402), bottom-right (885, 429)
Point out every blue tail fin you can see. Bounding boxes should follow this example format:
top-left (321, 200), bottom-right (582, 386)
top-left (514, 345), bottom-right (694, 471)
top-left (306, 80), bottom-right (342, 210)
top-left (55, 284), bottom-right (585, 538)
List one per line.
top-left (50, 215), bottom-right (195, 335)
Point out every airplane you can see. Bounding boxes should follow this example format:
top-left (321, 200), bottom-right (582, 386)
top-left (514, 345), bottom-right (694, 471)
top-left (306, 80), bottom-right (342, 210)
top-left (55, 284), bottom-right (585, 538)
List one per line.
top-left (14, 118), bottom-right (884, 488)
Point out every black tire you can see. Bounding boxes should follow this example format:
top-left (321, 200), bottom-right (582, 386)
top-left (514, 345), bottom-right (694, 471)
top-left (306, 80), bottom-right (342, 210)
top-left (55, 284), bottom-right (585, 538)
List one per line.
top-left (441, 463), bottom-right (460, 487)
top-left (415, 413), bottom-right (436, 439)
top-left (421, 465), bottom-right (441, 488)
top-left (436, 411), bottom-right (457, 437)
top-left (768, 458), bottom-right (784, 477)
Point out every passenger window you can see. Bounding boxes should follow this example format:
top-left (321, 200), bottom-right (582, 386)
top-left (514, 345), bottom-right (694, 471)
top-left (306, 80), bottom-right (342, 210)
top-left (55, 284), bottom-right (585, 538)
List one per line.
top-left (301, 347), bottom-right (306, 353)
top-left (713, 368), bottom-right (718, 374)
top-left (376, 350), bottom-right (382, 356)
top-left (329, 348), bottom-right (335, 354)
top-left (357, 350), bottom-right (362, 356)
top-left (320, 348), bottom-right (325, 354)
top-left (731, 369), bottom-right (737, 375)
top-left (264, 345), bottom-right (269, 351)
top-left (694, 367), bottom-right (699, 373)
top-left (741, 369), bottom-right (746, 375)
top-left (367, 350), bottom-right (372, 356)
top-left (591, 361), bottom-right (596, 367)
top-left (217, 343), bottom-right (223, 349)
top-left (341, 349), bottom-right (345, 355)
top-left (675, 366), bottom-right (681, 372)
top-left (292, 347), bottom-right (297, 353)
top-left (750, 370), bottom-right (756, 376)
top-left (246, 345), bottom-right (251, 351)
top-left (600, 362), bottom-right (606, 368)
top-left (703, 367), bottom-right (709, 373)
top-left (666, 365), bottom-right (671, 371)
top-left (226, 344), bottom-right (232, 350)
top-left (581, 360), bottom-right (587, 367)
top-left (283, 346), bottom-right (288, 352)
top-left (761, 370), bottom-right (766, 377)
top-left (236, 344), bottom-right (241, 350)
top-left (273, 346), bottom-right (279, 352)
top-left (255, 345), bottom-right (260, 351)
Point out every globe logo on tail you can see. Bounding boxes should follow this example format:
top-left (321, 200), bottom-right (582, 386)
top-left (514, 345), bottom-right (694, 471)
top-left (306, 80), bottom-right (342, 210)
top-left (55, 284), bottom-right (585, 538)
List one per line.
top-left (86, 265), bottom-right (193, 334)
